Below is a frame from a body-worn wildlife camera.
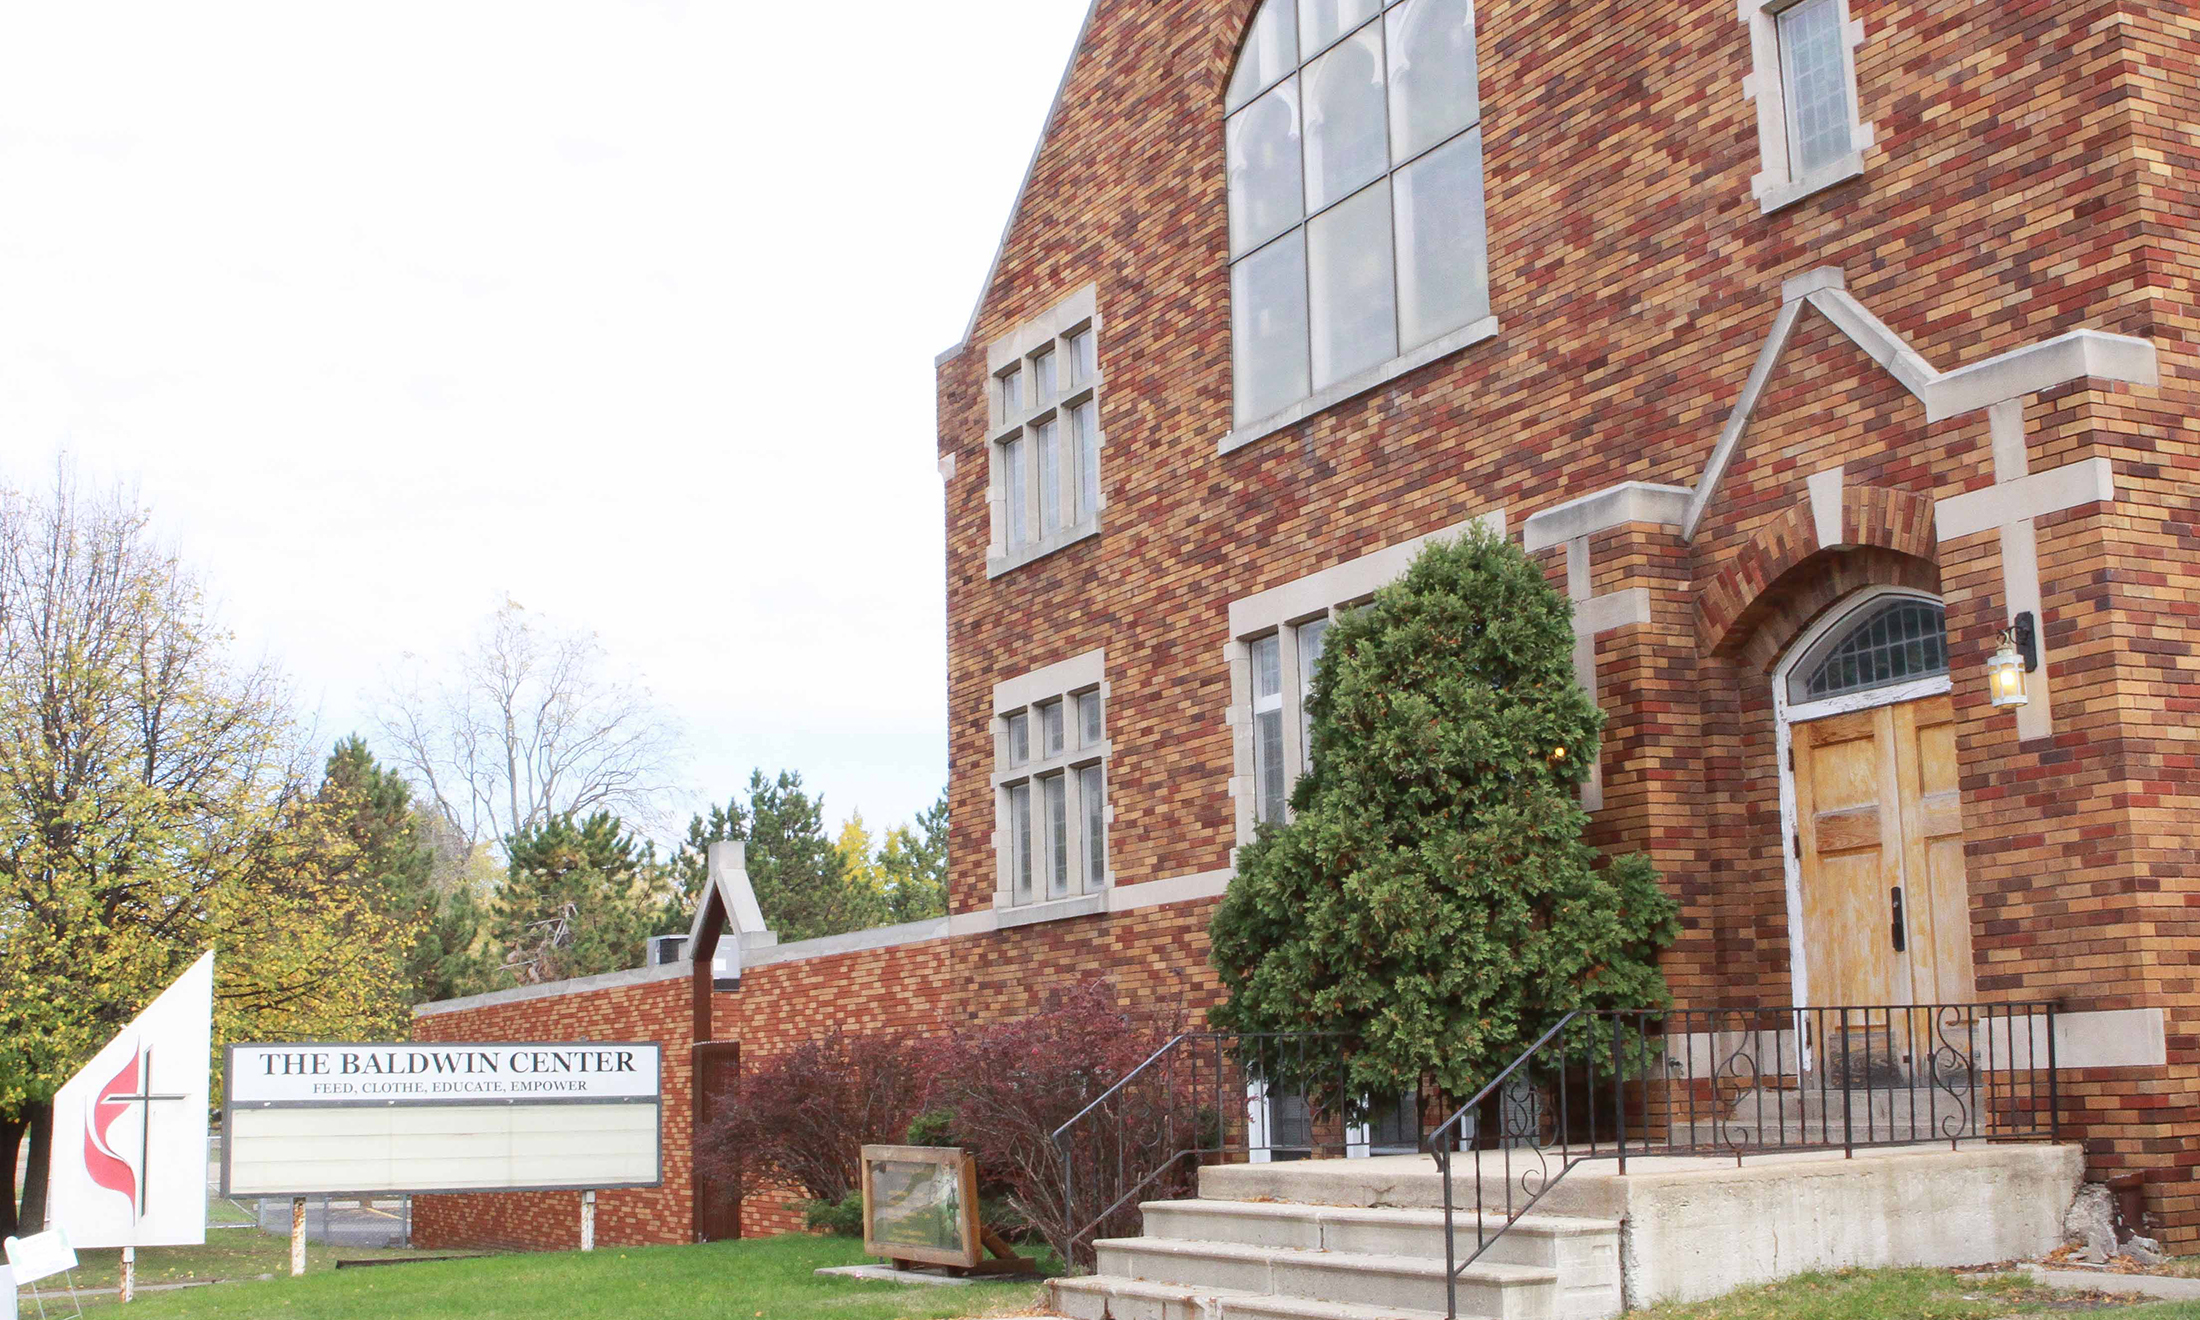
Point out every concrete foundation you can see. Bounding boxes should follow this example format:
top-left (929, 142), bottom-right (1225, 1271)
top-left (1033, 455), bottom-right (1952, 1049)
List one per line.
top-left (1200, 1143), bottom-right (2084, 1308)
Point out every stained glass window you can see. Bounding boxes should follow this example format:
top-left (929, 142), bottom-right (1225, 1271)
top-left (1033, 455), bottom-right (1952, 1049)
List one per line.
top-left (1795, 599), bottom-right (1948, 703)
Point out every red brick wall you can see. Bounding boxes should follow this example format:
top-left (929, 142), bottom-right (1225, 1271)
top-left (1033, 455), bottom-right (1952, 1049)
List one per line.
top-left (412, 976), bottom-right (695, 1252)
top-left (416, 0), bottom-right (2200, 1256)
top-left (932, 0), bottom-right (2200, 1245)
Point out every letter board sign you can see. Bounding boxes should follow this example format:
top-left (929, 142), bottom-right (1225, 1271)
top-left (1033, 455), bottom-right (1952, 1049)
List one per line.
top-left (222, 1042), bottom-right (662, 1198)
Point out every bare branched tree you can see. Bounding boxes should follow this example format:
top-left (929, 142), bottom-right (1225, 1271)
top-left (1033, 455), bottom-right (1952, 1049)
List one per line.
top-left (373, 602), bottom-right (683, 849)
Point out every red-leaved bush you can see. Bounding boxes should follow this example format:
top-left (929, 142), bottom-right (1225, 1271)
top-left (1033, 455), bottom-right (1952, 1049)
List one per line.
top-left (693, 1028), bottom-right (936, 1206)
top-left (692, 981), bottom-right (1193, 1264)
top-left (928, 980), bottom-right (1192, 1266)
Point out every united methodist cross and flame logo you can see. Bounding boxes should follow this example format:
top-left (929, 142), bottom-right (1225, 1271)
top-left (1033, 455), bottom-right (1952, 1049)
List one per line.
top-left (82, 1044), bottom-right (186, 1220)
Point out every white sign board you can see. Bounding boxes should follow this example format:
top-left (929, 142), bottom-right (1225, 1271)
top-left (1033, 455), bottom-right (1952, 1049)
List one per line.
top-left (0, 1262), bottom-right (14, 1320)
top-left (223, 1042), bottom-right (661, 1197)
top-left (4, 1230), bottom-right (78, 1286)
top-left (47, 953), bottom-right (213, 1250)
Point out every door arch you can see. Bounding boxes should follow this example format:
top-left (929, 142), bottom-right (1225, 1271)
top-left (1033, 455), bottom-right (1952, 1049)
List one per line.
top-left (1774, 587), bottom-right (1977, 1010)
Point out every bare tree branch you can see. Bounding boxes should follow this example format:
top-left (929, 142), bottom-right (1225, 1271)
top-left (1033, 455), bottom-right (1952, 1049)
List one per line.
top-left (370, 601), bottom-right (682, 849)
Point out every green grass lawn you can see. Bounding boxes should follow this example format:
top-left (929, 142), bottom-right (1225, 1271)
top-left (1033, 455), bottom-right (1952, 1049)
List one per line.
top-left (1631, 1267), bottom-right (2200, 1320)
top-left (39, 1233), bottom-right (1047, 1320)
top-left (31, 1232), bottom-right (443, 1304)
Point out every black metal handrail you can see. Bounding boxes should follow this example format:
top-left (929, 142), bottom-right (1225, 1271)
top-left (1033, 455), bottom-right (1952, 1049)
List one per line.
top-left (1424, 1001), bottom-right (2063, 1319)
top-left (1050, 1030), bottom-right (1353, 1266)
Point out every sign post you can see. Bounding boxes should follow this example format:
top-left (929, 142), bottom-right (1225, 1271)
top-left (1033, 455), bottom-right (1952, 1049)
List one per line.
top-left (289, 1200), bottom-right (306, 1277)
top-left (580, 1191), bottom-right (596, 1253)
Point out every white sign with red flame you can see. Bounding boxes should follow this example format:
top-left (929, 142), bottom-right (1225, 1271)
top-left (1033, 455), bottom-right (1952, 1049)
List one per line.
top-left (46, 953), bottom-right (213, 1250)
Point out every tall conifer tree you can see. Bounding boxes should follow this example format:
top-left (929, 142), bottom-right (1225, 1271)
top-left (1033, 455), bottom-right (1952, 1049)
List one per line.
top-left (1209, 528), bottom-right (1678, 1102)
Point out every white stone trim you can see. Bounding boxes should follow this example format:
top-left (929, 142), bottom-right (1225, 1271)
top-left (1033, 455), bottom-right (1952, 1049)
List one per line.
top-left (993, 648), bottom-right (1107, 715)
top-left (1681, 269), bottom-right (2158, 542)
top-left (1225, 511), bottom-right (1505, 849)
top-left (1218, 316), bottom-right (1501, 456)
top-left (993, 891), bottom-right (1107, 928)
top-left (1806, 465), bottom-right (1845, 548)
top-left (686, 841), bottom-right (777, 981)
top-left (1741, 0), bottom-right (1876, 215)
top-left (1226, 511), bottom-right (1506, 639)
top-left (1575, 587), bottom-right (1652, 636)
top-left (1681, 297), bottom-right (1805, 542)
top-left (1522, 483), bottom-right (1692, 553)
top-left (1110, 868), bottom-right (1233, 911)
top-left (746, 917), bottom-right (951, 968)
top-left (937, 451), bottom-right (957, 482)
top-left (412, 960), bottom-right (688, 1017)
top-left (1934, 457), bottom-right (2117, 542)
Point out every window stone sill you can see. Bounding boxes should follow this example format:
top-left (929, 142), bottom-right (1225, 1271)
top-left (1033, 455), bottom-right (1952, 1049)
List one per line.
top-left (1755, 151), bottom-right (1866, 214)
top-left (1217, 315), bottom-right (1500, 456)
top-left (987, 515), bottom-right (1102, 579)
top-left (992, 891), bottom-right (1107, 928)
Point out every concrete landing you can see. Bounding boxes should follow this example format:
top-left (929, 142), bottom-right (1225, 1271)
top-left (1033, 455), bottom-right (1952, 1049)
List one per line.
top-left (1200, 1143), bottom-right (2084, 1308)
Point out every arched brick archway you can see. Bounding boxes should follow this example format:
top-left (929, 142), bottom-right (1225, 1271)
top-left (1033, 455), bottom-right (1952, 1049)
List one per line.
top-left (1698, 485), bottom-right (1938, 665)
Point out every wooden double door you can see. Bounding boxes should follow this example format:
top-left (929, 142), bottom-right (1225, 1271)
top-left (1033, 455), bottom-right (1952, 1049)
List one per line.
top-left (1790, 694), bottom-right (1977, 1010)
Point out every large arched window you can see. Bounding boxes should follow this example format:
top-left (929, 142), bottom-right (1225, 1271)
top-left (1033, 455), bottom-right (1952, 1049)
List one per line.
top-left (1225, 0), bottom-right (1490, 434)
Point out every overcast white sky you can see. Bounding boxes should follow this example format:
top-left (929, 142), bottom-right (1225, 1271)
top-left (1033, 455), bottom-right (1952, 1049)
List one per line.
top-left (0, 0), bottom-right (1089, 841)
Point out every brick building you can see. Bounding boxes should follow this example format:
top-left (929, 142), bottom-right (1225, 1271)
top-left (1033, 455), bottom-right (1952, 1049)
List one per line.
top-left (415, 0), bottom-right (2200, 1252)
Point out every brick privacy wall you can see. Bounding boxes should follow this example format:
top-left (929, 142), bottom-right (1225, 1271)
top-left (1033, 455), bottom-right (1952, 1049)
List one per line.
top-left (936, 0), bottom-right (2199, 1244)
top-left (411, 899), bottom-right (1227, 1247)
top-left (412, 976), bottom-right (695, 1252)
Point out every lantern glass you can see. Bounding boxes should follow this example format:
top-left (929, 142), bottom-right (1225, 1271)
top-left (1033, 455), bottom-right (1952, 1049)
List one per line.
top-left (1987, 639), bottom-right (2029, 708)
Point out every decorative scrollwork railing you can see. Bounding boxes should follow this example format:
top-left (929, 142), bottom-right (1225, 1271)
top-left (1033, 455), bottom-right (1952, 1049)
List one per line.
top-left (1425, 1002), bottom-right (2062, 1319)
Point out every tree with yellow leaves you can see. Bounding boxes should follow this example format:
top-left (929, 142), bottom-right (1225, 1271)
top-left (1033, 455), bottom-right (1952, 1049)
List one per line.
top-left (0, 471), bottom-right (414, 1237)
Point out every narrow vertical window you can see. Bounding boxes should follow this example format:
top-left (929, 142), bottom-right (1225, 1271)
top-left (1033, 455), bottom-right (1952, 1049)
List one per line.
top-left (1297, 617), bottom-right (1331, 769)
top-left (1010, 782), bottom-right (1034, 904)
top-left (1007, 711), bottom-right (1030, 767)
top-left (1041, 699), bottom-right (1065, 756)
top-left (1032, 346), bottom-right (1058, 405)
top-left (1079, 763), bottom-right (1106, 892)
top-left (1036, 417), bottom-right (1062, 536)
top-left (1077, 690), bottom-right (1103, 747)
top-left (998, 367), bottom-right (1023, 420)
top-left (1252, 634), bottom-right (1287, 825)
top-left (1003, 437), bottom-right (1030, 549)
top-left (1068, 328), bottom-right (1096, 386)
top-left (1071, 399), bottom-right (1100, 521)
top-left (1779, 0), bottom-right (1852, 175)
top-left (1044, 774), bottom-right (1070, 899)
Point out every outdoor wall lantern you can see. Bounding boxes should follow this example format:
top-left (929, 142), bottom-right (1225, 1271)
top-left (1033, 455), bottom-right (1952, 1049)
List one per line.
top-left (1987, 611), bottom-right (2038, 709)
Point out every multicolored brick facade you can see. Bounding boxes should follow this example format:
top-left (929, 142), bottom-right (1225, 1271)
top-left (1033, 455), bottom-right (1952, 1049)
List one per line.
top-left (416, 0), bottom-right (2200, 1252)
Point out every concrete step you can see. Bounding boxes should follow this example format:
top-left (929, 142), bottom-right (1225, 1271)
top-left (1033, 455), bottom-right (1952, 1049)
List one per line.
top-left (1094, 1235), bottom-right (1556, 1319)
top-left (1137, 1200), bottom-right (1619, 1320)
top-left (1199, 1156), bottom-right (1627, 1220)
top-left (1140, 1199), bottom-right (1620, 1274)
top-left (1051, 1275), bottom-right (1463, 1320)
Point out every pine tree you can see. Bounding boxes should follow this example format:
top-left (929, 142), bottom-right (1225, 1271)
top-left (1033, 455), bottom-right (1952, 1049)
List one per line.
top-left (495, 812), bottom-right (676, 982)
top-left (667, 771), bottom-right (890, 943)
top-left (317, 737), bottom-right (495, 1002)
top-left (879, 789), bottom-right (948, 923)
top-left (1208, 528), bottom-right (1679, 1103)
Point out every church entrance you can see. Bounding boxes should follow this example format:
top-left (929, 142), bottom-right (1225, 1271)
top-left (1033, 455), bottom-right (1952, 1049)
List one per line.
top-left (1778, 591), bottom-right (1978, 1011)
